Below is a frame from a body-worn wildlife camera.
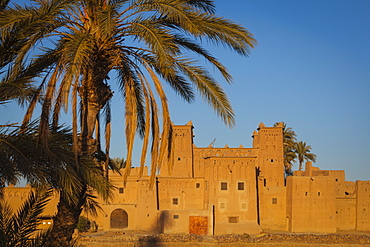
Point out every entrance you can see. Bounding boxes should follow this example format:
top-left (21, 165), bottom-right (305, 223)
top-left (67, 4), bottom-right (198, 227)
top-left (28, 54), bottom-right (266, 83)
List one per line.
top-left (110, 209), bottom-right (128, 229)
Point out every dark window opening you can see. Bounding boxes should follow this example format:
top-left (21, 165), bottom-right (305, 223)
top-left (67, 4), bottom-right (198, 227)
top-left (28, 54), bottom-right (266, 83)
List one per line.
top-left (173, 215), bottom-right (179, 219)
top-left (119, 188), bottom-right (124, 194)
top-left (228, 216), bottom-right (239, 223)
top-left (318, 192), bottom-right (321, 196)
top-left (238, 182), bottom-right (245, 190)
top-left (271, 159), bottom-right (274, 162)
top-left (345, 192), bottom-right (350, 195)
top-left (263, 179), bottom-right (266, 187)
top-left (172, 198), bottom-right (179, 205)
top-left (178, 157), bottom-right (181, 161)
top-left (196, 183), bottom-right (200, 188)
top-left (272, 198), bottom-right (277, 204)
top-left (221, 182), bottom-right (228, 190)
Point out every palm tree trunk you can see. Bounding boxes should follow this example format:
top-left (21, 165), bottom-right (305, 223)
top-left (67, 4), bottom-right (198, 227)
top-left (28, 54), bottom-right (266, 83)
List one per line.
top-left (45, 186), bottom-right (86, 247)
top-left (299, 161), bottom-right (303, 171)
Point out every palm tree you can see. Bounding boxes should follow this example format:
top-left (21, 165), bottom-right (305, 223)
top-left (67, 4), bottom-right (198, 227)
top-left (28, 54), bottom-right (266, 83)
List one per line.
top-left (294, 141), bottom-right (317, 171)
top-left (274, 122), bottom-right (297, 176)
top-left (1, 1), bottom-right (256, 244)
top-left (0, 0), bottom-right (256, 183)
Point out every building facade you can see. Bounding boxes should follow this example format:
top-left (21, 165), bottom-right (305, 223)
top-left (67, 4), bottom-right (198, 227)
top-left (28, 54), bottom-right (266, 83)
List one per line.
top-left (3, 122), bottom-right (370, 234)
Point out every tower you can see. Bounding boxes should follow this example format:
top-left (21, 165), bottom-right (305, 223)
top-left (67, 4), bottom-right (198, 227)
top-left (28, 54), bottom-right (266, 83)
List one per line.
top-left (160, 121), bottom-right (194, 177)
top-left (253, 122), bottom-right (285, 187)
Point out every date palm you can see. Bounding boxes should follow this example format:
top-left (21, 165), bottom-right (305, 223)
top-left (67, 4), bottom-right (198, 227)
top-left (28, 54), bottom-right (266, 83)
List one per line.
top-left (0, 0), bottom-right (256, 184)
top-left (294, 141), bottom-right (317, 171)
top-left (274, 122), bottom-right (297, 176)
top-left (1, 1), bottom-right (255, 244)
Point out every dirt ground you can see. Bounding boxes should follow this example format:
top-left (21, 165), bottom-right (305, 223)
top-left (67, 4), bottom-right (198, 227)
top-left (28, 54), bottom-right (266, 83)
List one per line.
top-left (78, 230), bottom-right (370, 246)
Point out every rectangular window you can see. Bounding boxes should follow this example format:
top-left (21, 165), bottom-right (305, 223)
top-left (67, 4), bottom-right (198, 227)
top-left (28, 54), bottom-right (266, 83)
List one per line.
top-left (272, 198), bottom-right (277, 204)
top-left (221, 182), bottom-right (228, 190)
top-left (119, 188), bottom-right (124, 194)
top-left (241, 202), bottom-right (247, 209)
top-left (228, 216), bottom-right (239, 223)
top-left (172, 198), bottom-right (179, 205)
top-left (220, 202), bottom-right (226, 209)
top-left (173, 215), bottom-right (179, 219)
top-left (238, 182), bottom-right (245, 190)
top-left (196, 183), bottom-right (200, 188)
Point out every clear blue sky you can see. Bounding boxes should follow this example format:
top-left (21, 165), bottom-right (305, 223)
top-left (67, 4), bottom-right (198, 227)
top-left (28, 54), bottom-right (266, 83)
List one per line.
top-left (2, 0), bottom-right (369, 181)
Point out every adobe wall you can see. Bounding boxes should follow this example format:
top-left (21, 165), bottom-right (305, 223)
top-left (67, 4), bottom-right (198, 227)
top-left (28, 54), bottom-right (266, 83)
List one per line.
top-left (193, 147), bottom-right (258, 177)
top-left (204, 156), bottom-right (261, 235)
top-left (94, 167), bottom-right (158, 232)
top-left (2, 186), bottom-right (59, 229)
top-left (286, 176), bottom-right (336, 233)
top-left (257, 184), bottom-right (287, 231)
top-left (356, 181), bottom-right (370, 231)
top-left (335, 181), bottom-right (356, 230)
top-left (157, 178), bottom-right (205, 211)
top-left (160, 209), bottom-right (212, 235)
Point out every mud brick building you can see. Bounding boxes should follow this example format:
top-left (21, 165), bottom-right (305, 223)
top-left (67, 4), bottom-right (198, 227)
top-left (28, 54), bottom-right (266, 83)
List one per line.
top-left (4, 122), bottom-right (370, 234)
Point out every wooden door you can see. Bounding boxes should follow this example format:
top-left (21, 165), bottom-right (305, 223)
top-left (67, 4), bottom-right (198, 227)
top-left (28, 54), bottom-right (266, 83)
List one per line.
top-left (110, 209), bottom-right (128, 229)
top-left (189, 216), bottom-right (208, 235)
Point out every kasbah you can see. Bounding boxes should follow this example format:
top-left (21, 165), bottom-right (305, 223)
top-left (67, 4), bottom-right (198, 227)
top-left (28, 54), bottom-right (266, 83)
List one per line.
top-left (4, 122), bottom-right (370, 235)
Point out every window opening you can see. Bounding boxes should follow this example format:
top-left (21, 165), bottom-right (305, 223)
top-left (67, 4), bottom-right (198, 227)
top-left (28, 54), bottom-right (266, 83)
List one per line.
top-left (221, 182), bottom-right (228, 190)
top-left (228, 216), bottom-right (239, 223)
top-left (238, 182), bottom-right (245, 190)
top-left (272, 198), bottom-right (277, 204)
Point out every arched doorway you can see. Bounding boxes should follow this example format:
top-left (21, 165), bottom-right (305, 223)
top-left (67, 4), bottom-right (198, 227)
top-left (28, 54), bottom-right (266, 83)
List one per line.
top-left (110, 209), bottom-right (128, 229)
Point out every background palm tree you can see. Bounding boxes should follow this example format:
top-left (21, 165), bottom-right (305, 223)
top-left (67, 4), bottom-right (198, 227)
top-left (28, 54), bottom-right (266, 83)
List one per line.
top-left (274, 122), bottom-right (297, 176)
top-left (294, 141), bottom-right (317, 171)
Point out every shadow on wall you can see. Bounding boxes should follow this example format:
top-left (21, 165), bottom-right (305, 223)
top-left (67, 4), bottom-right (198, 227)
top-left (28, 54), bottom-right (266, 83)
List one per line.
top-left (158, 210), bottom-right (173, 233)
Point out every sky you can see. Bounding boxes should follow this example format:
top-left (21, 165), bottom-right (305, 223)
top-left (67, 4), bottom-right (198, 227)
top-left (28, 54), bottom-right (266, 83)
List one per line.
top-left (1, 0), bottom-right (369, 182)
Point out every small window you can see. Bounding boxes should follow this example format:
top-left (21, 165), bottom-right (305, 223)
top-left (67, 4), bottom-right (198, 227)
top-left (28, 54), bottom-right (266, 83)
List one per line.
top-left (221, 182), bottom-right (228, 190)
top-left (272, 198), bottom-right (277, 204)
top-left (119, 188), bottom-right (124, 194)
top-left (241, 202), bottom-right (247, 209)
top-left (318, 192), bottom-right (321, 196)
top-left (172, 198), bottom-right (179, 205)
top-left (228, 216), bottom-right (239, 223)
top-left (173, 215), bottom-right (179, 219)
top-left (220, 202), bottom-right (226, 209)
top-left (178, 157), bottom-right (181, 161)
top-left (196, 183), bottom-right (200, 188)
top-left (238, 182), bottom-right (245, 190)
